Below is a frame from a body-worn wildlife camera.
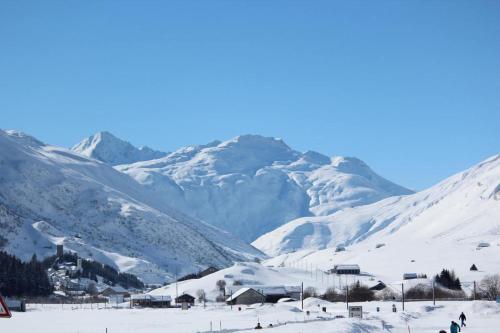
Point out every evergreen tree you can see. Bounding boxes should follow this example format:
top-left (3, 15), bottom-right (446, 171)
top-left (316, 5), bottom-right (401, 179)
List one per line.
top-left (434, 269), bottom-right (462, 290)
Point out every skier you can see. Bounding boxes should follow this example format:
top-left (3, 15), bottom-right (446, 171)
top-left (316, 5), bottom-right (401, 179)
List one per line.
top-left (459, 312), bottom-right (466, 327)
top-left (450, 320), bottom-right (461, 333)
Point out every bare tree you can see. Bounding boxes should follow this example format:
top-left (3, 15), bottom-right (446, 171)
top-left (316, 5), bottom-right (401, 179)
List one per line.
top-left (479, 274), bottom-right (500, 300)
top-left (322, 287), bottom-right (338, 302)
top-left (303, 286), bottom-right (317, 299)
top-left (216, 279), bottom-right (227, 296)
top-left (196, 289), bottom-right (206, 302)
top-left (87, 282), bottom-right (98, 296)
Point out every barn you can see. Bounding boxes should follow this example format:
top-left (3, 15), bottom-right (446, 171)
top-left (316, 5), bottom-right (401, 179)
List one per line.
top-left (175, 293), bottom-right (195, 306)
top-left (331, 264), bottom-right (361, 275)
top-left (226, 285), bottom-right (301, 303)
top-left (403, 273), bottom-right (418, 280)
top-left (225, 288), bottom-right (265, 305)
top-left (131, 294), bottom-right (171, 308)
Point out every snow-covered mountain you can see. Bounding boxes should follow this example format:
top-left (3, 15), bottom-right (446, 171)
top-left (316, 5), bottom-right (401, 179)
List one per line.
top-left (72, 131), bottom-right (167, 166)
top-left (115, 134), bottom-right (412, 242)
top-left (0, 130), bottom-right (263, 283)
top-left (256, 155), bottom-right (500, 281)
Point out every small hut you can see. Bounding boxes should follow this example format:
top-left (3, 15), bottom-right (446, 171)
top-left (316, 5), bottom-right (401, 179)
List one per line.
top-left (175, 293), bottom-right (195, 306)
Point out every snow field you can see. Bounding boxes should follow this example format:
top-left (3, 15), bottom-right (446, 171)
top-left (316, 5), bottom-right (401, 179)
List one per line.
top-left (3, 300), bottom-right (499, 333)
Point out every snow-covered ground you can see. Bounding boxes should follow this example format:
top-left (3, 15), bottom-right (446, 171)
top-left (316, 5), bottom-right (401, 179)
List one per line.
top-left (3, 299), bottom-right (499, 333)
top-left (256, 155), bottom-right (500, 283)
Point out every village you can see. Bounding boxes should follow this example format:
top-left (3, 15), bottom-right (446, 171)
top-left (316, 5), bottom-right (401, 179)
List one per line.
top-left (3, 243), bottom-right (500, 333)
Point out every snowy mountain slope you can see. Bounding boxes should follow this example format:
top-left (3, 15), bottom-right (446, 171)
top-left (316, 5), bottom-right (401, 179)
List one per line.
top-left (72, 131), bottom-right (167, 165)
top-left (115, 134), bottom-right (412, 242)
top-left (258, 155), bottom-right (500, 281)
top-left (0, 130), bottom-right (263, 283)
top-left (149, 262), bottom-right (329, 301)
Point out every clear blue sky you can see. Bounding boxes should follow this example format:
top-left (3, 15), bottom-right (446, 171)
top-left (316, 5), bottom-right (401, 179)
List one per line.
top-left (1, 1), bottom-right (499, 190)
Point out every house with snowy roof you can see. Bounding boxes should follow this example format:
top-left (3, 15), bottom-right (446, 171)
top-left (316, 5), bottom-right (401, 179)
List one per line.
top-left (226, 285), bottom-right (301, 303)
top-left (225, 288), bottom-right (265, 305)
top-left (131, 294), bottom-right (172, 308)
top-left (330, 264), bottom-right (361, 275)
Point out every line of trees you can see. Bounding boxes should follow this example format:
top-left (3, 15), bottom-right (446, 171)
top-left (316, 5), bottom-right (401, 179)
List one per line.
top-left (0, 252), bottom-right (53, 297)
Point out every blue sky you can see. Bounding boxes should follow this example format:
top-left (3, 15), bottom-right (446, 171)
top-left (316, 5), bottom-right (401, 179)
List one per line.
top-left (1, 1), bottom-right (499, 190)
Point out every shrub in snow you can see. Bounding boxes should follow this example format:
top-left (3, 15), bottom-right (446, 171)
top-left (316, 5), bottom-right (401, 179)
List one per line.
top-left (346, 281), bottom-right (374, 302)
top-left (196, 289), bottom-right (206, 302)
top-left (405, 283), bottom-right (465, 300)
top-left (434, 287), bottom-right (466, 299)
top-left (215, 295), bottom-right (226, 303)
top-left (303, 287), bottom-right (318, 299)
top-left (470, 264), bottom-right (478, 271)
top-left (322, 287), bottom-right (342, 302)
top-left (376, 288), bottom-right (398, 301)
top-left (405, 284), bottom-right (432, 300)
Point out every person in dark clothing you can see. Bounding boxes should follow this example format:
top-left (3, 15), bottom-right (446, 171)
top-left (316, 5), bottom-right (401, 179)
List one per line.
top-left (459, 312), bottom-right (466, 327)
top-left (450, 321), bottom-right (461, 333)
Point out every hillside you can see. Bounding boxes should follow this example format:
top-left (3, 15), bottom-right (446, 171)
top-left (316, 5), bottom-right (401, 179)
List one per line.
top-left (0, 130), bottom-right (263, 283)
top-left (258, 155), bottom-right (500, 282)
top-left (114, 134), bottom-right (412, 241)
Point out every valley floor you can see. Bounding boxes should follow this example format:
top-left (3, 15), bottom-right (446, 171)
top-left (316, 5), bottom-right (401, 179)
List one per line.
top-left (3, 299), bottom-right (499, 333)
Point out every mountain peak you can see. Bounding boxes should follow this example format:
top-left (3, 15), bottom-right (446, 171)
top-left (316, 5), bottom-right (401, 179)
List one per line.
top-left (72, 131), bottom-right (167, 166)
top-left (206, 134), bottom-right (300, 174)
top-left (219, 134), bottom-right (291, 151)
top-left (330, 156), bottom-right (371, 173)
top-left (3, 129), bottom-right (45, 147)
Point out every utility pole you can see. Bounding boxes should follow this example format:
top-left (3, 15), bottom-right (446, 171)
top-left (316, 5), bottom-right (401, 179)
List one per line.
top-left (432, 281), bottom-right (435, 306)
top-left (175, 266), bottom-right (179, 304)
top-left (346, 284), bottom-right (349, 310)
top-left (301, 282), bottom-right (304, 310)
top-left (401, 284), bottom-right (405, 311)
top-left (473, 281), bottom-right (476, 300)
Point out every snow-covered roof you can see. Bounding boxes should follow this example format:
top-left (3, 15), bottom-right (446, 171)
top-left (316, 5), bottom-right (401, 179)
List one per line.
top-left (225, 287), bottom-right (263, 302)
top-left (334, 264), bottom-right (360, 270)
top-left (227, 285), bottom-right (301, 296)
top-left (132, 294), bottom-right (172, 302)
top-left (103, 285), bottom-right (127, 293)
